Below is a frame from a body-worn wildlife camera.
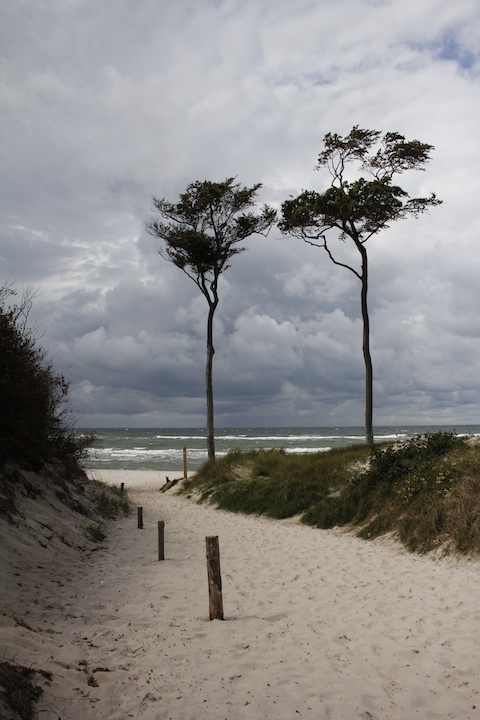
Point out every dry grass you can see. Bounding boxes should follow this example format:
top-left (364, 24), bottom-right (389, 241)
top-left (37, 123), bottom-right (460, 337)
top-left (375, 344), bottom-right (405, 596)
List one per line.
top-left (0, 662), bottom-right (51, 720)
top-left (180, 433), bottom-right (480, 555)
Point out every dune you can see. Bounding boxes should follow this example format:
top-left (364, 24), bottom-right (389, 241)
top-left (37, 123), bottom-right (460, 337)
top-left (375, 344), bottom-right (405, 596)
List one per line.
top-left (1, 468), bottom-right (480, 719)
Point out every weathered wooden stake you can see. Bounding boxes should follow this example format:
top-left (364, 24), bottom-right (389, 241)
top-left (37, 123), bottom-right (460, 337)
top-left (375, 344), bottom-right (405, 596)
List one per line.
top-left (158, 520), bottom-right (165, 561)
top-left (137, 506), bottom-right (143, 529)
top-left (183, 446), bottom-right (188, 479)
top-left (205, 536), bottom-right (224, 620)
top-left (120, 482), bottom-right (125, 494)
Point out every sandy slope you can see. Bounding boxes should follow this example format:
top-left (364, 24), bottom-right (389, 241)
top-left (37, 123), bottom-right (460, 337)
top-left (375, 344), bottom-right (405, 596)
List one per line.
top-left (1, 468), bottom-right (480, 719)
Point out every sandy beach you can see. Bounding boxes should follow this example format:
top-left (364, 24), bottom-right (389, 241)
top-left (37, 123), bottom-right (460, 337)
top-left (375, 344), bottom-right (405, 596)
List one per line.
top-left (1, 468), bottom-right (480, 719)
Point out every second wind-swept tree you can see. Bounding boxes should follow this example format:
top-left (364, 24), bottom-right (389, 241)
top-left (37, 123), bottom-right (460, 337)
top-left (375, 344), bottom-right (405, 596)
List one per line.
top-left (146, 178), bottom-right (276, 460)
top-left (279, 127), bottom-right (441, 446)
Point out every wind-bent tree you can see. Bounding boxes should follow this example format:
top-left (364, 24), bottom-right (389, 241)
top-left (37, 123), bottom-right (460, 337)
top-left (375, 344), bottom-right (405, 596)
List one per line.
top-left (146, 178), bottom-right (276, 460)
top-left (279, 127), bottom-right (441, 446)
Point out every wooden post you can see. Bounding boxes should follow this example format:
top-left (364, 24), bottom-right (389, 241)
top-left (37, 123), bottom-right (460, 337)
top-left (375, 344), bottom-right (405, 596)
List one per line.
top-left (183, 446), bottom-right (188, 479)
top-left (158, 521), bottom-right (165, 561)
top-left (205, 536), bottom-right (224, 620)
top-left (120, 482), bottom-right (125, 494)
top-left (137, 506), bottom-right (143, 529)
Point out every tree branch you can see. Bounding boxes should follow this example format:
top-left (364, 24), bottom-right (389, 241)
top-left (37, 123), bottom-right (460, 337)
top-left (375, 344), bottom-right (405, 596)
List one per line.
top-left (322, 236), bottom-right (362, 280)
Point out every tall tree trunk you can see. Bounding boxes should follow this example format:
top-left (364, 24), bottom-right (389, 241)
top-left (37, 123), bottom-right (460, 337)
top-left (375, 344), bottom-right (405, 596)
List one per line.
top-left (205, 301), bottom-right (216, 460)
top-left (359, 245), bottom-right (374, 447)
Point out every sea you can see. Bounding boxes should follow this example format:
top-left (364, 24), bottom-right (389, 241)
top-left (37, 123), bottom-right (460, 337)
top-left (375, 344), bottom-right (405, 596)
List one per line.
top-left (79, 425), bottom-right (480, 473)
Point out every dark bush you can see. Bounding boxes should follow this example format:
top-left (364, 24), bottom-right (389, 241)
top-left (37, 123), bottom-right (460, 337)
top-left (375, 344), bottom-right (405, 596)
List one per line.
top-left (0, 286), bottom-right (91, 470)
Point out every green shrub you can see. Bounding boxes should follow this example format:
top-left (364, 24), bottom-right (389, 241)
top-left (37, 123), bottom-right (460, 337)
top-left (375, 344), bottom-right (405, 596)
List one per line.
top-left (303, 432), bottom-right (480, 553)
top-left (0, 286), bottom-right (93, 470)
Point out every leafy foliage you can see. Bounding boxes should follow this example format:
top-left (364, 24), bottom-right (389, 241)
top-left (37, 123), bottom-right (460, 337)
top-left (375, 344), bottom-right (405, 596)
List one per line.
top-left (279, 126), bottom-right (440, 244)
top-left (0, 286), bottom-right (92, 470)
top-left (303, 433), bottom-right (480, 553)
top-left (146, 178), bottom-right (275, 460)
top-left (279, 127), bottom-right (441, 446)
top-left (146, 178), bottom-right (276, 288)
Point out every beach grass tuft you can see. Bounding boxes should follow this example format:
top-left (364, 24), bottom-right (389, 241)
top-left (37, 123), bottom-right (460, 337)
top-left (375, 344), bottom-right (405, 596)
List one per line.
top-left (180, 432), bottom-right (480, 554)
top-left (91, 480), bottom-right (131, 520)
top-left (0, 662), bottom-right (45, 720)
top-left (180, 444), bottom-right (374, 518)
top-left (85, 522), bottom-right (107, 542)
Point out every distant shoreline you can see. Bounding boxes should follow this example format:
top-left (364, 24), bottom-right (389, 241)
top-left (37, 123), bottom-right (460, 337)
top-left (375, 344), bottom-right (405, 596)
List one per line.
top-left (80, 424), bottom-right (480, 472)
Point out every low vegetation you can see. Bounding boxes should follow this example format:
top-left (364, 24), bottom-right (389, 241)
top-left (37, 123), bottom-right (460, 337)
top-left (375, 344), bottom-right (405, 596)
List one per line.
top-left (0, 287), bottom-right (130, 719)
top-left (0, 662), bottom-right (48, 720)
top-left (0, 286), bottom-right (95, 470)
top-left (90, 483), bottom-right (130, 519)
top-left (84, 485), bottom-right (130, 542)
top-left (180, 432), bottom-right (480, 555)
top-left (182, 445), bottom-right (375, 517)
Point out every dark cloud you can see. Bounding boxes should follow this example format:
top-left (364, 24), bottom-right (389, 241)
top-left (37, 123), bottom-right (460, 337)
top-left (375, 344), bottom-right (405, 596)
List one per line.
top-left (1, 0), bottom-right (480, 427)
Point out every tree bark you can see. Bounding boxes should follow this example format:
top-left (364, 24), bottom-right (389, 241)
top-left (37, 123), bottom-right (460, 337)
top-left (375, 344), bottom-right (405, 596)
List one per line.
top-left (359, 245), bottom-right (374, 447)
top-left (205, 301), bottom-right (216, 461)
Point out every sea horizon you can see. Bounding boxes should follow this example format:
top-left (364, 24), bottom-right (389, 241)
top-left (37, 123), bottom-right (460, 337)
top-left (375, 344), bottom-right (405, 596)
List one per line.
top-left (79, 424), bottom-right (480, 473)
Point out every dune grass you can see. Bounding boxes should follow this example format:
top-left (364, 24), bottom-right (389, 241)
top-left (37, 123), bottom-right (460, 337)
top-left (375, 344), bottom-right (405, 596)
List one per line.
top-left (179, 432), bottom-right (480, 554)
top-left (180, 444), bottom-right (375, 518)
top-left (0, 662), bottom-right (47, 720)
top-left (90, 484), bottom-right (130, 519)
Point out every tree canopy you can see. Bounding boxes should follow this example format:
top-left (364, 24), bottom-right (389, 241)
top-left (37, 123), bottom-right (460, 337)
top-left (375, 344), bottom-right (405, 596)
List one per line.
top-left (280, 127), bottom-right (441, 445)
top-left (146, 178), bottom-right (276, 287)
top-left (146, 178), bottom-right (276, 459)
top-left (280, 127), bottom-right (441, 248)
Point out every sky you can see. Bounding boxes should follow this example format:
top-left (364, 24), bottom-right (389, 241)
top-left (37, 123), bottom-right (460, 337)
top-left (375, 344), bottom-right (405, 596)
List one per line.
top-left (1, 0), bottom-right (480, 429)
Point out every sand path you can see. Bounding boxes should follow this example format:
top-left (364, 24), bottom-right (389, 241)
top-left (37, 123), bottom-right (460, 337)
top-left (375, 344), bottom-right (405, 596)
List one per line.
top-left (2, 469), bottom-right (480, 719)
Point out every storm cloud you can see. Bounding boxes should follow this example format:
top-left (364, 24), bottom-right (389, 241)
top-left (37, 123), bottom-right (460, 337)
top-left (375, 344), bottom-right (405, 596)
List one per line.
top-left (1, 0), bottom-right (480, 427)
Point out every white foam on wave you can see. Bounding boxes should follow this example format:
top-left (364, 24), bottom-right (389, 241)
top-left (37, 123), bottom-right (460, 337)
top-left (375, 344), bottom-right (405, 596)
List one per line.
top-left (285, 446), bottom-right (332, 454)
